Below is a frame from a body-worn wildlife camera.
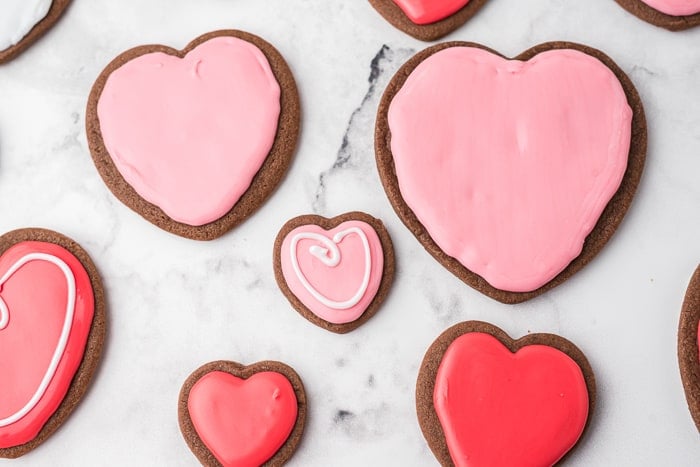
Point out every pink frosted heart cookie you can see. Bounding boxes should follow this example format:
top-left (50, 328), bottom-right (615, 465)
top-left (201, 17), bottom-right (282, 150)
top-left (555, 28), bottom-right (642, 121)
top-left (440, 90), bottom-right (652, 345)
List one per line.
top-left (615, 0), bottom-right (700, 30)
top-left (0, 228), bottom-right (105, 458)
top-left (86, 30), bottom-right (300, 240)
top-left (179, 360), bottom-right (306, 467)
top-left (375, 41), bottom-right (646, 304)
top-left (368, 0), bottom-right (490, 41)
top-left (274, 212), bottom-right (395, 333)
top-left (678, 265), bottom-right (700, 432)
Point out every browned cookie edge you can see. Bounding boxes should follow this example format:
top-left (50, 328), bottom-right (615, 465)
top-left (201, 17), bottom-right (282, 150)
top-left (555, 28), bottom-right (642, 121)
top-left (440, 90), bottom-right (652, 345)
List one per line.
top-left (615, 0), bottom-right (700, 31)
top-left (678, 265), bottom-right (700, 431)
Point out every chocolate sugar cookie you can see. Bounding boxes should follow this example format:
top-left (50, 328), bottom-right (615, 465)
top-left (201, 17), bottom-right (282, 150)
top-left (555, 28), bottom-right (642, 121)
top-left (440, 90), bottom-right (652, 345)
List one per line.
top-left (273, 212), bottom-right (395, 334)
top-left (86, 30), bottom-right (300, 240)
top-left (417, 321), bottom-right (595, 466)
top-left (679, 265), bottom-right (700, 431)
top-left (0, 228), bottom-right (106, 458)
top-left (375, 42), bottom-right (646, 304)
top-left (179, 360), bottom-right (306, 466)
top-left (615, 0), bottom-right (700, 30)
top-left (368, 0), bottom-right (489, 41)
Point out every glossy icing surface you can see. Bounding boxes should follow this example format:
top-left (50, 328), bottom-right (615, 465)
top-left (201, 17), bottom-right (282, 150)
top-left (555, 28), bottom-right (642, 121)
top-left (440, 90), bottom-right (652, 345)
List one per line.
top-left (0, 0), bottom-right (52, 51)
top-left (0, 241), bottom-right (94, 448)
top-left (640, 0), bottom-right (700, 15)
top-left (280, 221), bottom-right (384, 324)
top-left (433, 333), bottom-right (589, 466)
top-left (188, 371), bottom-right (298, 467)
top-left (388, 46), bottom-right (632, 292)
top-left (391, 0), bottom-right (471, 24)
top-left (97, 36), bottom-right (281, 226)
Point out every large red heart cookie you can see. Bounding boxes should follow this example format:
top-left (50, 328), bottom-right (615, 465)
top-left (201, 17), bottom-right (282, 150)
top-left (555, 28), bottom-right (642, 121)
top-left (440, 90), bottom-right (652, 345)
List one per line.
top-left (678, 265), bottom-right (700, 431)
top-left (0, 229), bottom-right (105, 458)
top-left (86, 30), bottom-right (300, 240)
top-left (368, 0), bottom-right (489, 41)
top-left (273, 212), bottom-right (395, 334)
top-left (417, 321), bottom-right (595, 466)
top-left (615, 0), bottom-right (700, 30)
top-left (376, 42), bottom-right (646, 304)
top-left (179, 360), bottom-right (306, 467)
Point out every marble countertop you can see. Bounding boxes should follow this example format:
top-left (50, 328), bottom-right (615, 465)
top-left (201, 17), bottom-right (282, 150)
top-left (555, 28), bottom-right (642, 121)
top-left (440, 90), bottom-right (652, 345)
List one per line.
top-left (0, 0), bottom-right (699, 465)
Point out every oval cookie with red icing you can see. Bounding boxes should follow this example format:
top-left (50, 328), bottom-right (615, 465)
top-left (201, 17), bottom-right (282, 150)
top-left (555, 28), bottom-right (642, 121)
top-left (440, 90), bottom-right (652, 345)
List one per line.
top-left (678, 265), bottom-right (700, 431)
top-left (614, 0), bottom-right (700, 30)
top-left (416, 321), bottom-right (595, 467)
top-left (0, 0), bottom-right (71, 64)
top-left (273, 212), bottom-right (395, 334)
top-left (375, 41), bottom-right (646, 304)
top-left (0, 228), bottom-right (105, 458)
top-left (178, 360), bottom-right (306, 467)
top-left (368, 0), bottom-right (489, 41)
top-left (86, 30), bottom-right (300, 240)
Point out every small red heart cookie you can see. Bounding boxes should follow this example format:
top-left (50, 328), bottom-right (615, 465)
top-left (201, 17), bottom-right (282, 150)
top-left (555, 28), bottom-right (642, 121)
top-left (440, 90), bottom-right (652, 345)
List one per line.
top-left (678, 265), bottom-right (700, 431)
top-left (273, 212), bottom-right (395, 334)
top-left (375, 42), bottom-right (646, 304)
top-left (86, 30), bottom-right (300, 240)
top-left (179, 360), bottom-right (306, 467)
top-left (416, 321), bottom-right (595, 467)
top-left (615, 0), bottom-right (700, 30)
top-left (0, 228), bottom-right (105, 458)
top-left (368, 0), bottom-right (489, 41)
top-left (0, 0), bottom-right (72, 64)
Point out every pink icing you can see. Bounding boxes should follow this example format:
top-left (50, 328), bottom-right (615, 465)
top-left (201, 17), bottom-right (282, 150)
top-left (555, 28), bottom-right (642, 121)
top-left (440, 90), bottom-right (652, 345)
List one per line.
top-left (188, 371), bottom-right (298, 467)
top-left (388, 47), bottom-right (632, 293)
top-left (280, 220), bottom-right (384, 324)
top-left (97, 36), bottom-right (281, 226)
top-left (640, 0), bottom-right (700, 15)
top-left (434, 333), bottom-right (589, 466)
top-left (0, 241), bottom-right (94, 448)
top-left (391, 0), bottom-right (471, 24)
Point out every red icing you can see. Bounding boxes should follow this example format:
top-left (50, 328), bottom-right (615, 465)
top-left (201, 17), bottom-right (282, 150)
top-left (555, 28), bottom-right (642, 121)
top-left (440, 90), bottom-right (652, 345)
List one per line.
top-left (0, 241), bottom-right (94, 448)
top-left (433, 333), bottom-right (589, 466)
top-left (187, 371), bottom-right (298, 467)
top-left (392, 0), bottom-right (471, 24)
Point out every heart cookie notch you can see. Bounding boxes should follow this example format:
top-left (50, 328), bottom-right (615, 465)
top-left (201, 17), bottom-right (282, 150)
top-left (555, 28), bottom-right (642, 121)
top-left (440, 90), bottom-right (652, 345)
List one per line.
top-left (86, 30), bottom-right (300, 240)
top-left (376, 41), bottom-right (646, 304)
top-left (416, 321), bottom-right (595, 466)
top-left (179, 360), bottom-right (306, 467)
top-left (678, 265), bottom-right (700, 431)
top-left (273, 212), bottom-right (395, 334)
top-left (614, 0), bottom-right (700, 30)
top-left (0, 228), bottom-right (105, 458)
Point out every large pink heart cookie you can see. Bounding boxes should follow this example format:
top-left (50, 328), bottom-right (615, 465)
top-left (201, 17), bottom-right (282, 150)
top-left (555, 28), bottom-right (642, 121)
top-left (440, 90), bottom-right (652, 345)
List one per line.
top-left (179, 360), bottom-right (306, 467)
top-left (376, 42), bottom-right (646, 304)
top-left (615, 0), bottom-right (700, 30)
top-left (417, 321), bottom-right (595, 466)
top-left (274, 212), bottom-right (395, 334)
top-left (87, 30), bottom-right (300, 240)
top-left (0, 229), bottom-right (105, 458)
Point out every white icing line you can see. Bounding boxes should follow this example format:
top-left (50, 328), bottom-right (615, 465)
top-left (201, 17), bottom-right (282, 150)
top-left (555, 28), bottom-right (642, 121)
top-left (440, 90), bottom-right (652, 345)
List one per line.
top-left (0, 253), bottom-right (76, 427)
top-left (290, 227), bottom-right (372, 310)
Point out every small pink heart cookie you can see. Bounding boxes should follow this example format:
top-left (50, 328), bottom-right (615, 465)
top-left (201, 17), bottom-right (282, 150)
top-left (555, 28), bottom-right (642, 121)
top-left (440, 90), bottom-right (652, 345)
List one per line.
top-left (179, 360), bottom-right (306, 467)
top-left (86, 30), bottom-right (300, 240)
top-left (614, 0), bottom-right (700, 30)
top-left (0, 229), bottom-right (105, 458)
top-left (274, 212), bottom-right (395, 334)
top-left (678, 265), bottom-right (700, 432)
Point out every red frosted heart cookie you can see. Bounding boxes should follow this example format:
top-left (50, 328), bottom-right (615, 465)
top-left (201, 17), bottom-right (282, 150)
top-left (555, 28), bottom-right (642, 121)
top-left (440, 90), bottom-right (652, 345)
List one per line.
top-left (375, 41), bottom-right (646, 304)
top-left (179, 360), bottom-right (306, 467)
top-left (678, 265), bottom-right (700, 431)
top-left (615, 0), bottom-right (700, 30)
top-left (86, 30), bottom-right (300, 240)
top-left (368, 0), bottom-right (489, 41)
top-left (273, 212), bottom-right (395, 334)
top-left (416, 321), bottom-right (595, 466)
top-left (0, 229), bottom-right (105, 458)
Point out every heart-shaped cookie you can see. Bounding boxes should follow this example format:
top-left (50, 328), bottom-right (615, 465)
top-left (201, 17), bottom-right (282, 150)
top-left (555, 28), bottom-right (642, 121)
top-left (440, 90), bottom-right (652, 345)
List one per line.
top-left (86, 30), bottom-right (300, 240)
top-left (368, 0), bottom-right (489, 41)
top-left (417, 321), bottom-right (595, 466)
top-left (0, 228), bottom-right (105, 458)
top-left (179, 360), bottom-right (306, 467)
top-left (274, 212), bottom-right (395, 334)
top-left (678, 265), bottom-right (700, 431)
top-left (376, 42), bottom-right (646, 304)
top-left (0, 0), bottom-right (71, 64)
top-left (615, 0), bottom-right (700, 30)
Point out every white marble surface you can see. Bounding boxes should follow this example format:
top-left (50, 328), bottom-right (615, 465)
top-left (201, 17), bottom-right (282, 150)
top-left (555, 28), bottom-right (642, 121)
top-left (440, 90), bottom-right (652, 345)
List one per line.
top-left (0, 0), bottom-right (699, 465)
